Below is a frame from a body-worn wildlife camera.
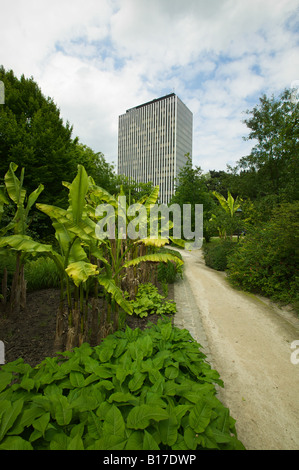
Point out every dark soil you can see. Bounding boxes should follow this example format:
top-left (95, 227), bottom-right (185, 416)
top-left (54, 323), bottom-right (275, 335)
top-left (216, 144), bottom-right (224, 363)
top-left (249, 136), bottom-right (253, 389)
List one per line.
top-left (0, 284), bottom-right (174, 367)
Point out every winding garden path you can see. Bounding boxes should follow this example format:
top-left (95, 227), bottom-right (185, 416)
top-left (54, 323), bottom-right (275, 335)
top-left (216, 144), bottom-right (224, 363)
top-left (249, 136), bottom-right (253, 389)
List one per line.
top-left (173, 248), bottom-right (299, 450)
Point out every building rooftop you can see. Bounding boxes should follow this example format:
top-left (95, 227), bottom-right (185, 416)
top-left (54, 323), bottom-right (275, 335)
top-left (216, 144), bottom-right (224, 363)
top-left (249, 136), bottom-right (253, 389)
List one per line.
top-left (126, 93), bottom-right (176, 113)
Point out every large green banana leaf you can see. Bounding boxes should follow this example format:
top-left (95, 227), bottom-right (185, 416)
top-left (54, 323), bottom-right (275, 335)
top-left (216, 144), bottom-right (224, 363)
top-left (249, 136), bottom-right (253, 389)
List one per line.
top-left (212, 190), bottom-right (241, 217)
top-left (24, 184), bottom-right (44, 219)
top-left (65, 261), bottom-right (99, 287)
top-left (144, 185), bottom-right (160, 210)
top-left (36, 203), bottom-right (68, 222)
top-left (136, 238), bottom-right (170, 247)
top-left (52, 221), bottom-right (87, 265)
top-left (98, 275), bottom-right (133, 315)
top-left (68, 165), bottom-right (89, 224)
top-left (4, 163), bottom-right (26, 206)
top-left (89, 184), bottom-right (118, 208)
top-left (0, 235), bottom-right (53, 253)
top-left (37, 203), bottom-right (97, 243)
top-left (123, 252), bottom-right (184, 268)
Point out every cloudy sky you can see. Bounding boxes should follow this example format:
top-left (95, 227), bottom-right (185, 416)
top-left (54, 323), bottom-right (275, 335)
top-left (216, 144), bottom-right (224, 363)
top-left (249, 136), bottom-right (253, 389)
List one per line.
top-left (1, 0), bottom-right (298, 172)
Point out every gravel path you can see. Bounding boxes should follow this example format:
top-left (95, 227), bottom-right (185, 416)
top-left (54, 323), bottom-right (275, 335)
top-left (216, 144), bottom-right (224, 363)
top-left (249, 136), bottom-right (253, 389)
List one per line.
top-left (173, 248), bottom-right (299, 450)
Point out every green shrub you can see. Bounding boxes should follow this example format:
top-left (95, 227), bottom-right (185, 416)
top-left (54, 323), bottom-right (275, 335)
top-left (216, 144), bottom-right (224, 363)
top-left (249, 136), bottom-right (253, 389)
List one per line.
top-left (0, 319), bottom-right (245, 450)
top-left (227, 202), bottom-right (299, 306)
top-left (130, 283), bottom-right (176, 318)
top-left (203, 240), bottom-right (237, 271)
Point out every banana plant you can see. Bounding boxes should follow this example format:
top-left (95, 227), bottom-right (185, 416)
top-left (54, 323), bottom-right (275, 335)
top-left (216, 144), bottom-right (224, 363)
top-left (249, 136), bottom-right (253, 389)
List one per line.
top-left (88, 182), bottom-right (184, 299)
top-left (0, 163), bottom-right (44, 314)
top-left (212, 190), bottom-right (241, 218)
top-left (36, 165), bottom-right (133, 350)
top-left (212, 190), bottom-right (242, 240)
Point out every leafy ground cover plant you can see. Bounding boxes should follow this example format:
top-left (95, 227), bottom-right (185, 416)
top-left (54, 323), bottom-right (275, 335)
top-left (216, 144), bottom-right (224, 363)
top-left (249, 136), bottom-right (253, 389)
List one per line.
top-left (129, 283), bottom-right (176, 318)
top-left (0, 319), bottom-right (245, 450)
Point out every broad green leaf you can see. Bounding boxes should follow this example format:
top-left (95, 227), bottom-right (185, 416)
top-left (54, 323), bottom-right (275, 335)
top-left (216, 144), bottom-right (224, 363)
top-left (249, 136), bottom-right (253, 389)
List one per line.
top-left (52, 395), bottom-right (72, 426)
top-left (183, 426), bottom-right (198, 450)
top-left (90, 184), bottom-right (118, 208)
top-left (160, 321), bottom-right (173, 341)
top-left (164, 365), bottom-right (179, 380)
top-left (172, 433), bottom-right (189, 450)
top-left (127, 405), bottom-right (169, 430)
top-left (93, 434), bottom-right (127, 450)
top-left (65, 261), bottom-right (99, 286)
top-left (174, 405), bottom-right (191, 426)
top-left (36, 203), bottom-right (68, 223)
top-left (148, 368), bottom-right (163, 384)
top-left (67, 433), bottom-right (85, 450)
top-left (143, 430), bottom-right (160, 450)
top-left (25, 184), bottom-right (44, 218)
top-left (4, 162), bottom-right (26, 205)
top-left (69, 164), bottom-right (89, 224)
top-left (207, 426), bottom-right (233, 444)
top-left (128, 372), bottom-right (146, 392)
top-left (0, 235), bottom-right (53, 254)
top-left (20, 375), bottom-right (35, 392)
top-left (98, 344), bottom-right (115, 363)
top-left (103, 405), bottom-right (125, 437)
top-left (98, 275), bottom-right (133, 315)
top-left (32, 412), bottom-right (50, 437)
top-left (0, 398), bottom-right (24, 441)
top-left (125, 431), bottom-right (143, 450)
top-left (8, 406), bottom-right (44, 435)
top-left (108, 392), bottom-right (139, 405)
top-left (0, 372), bottom-right (12, 393)
top-left (158, 415), bottom-right (178, 446)
top-left (138, 335), bottom-right (153, 358)
top-left (49, 431), bottom-right (71, 450)
top-left (116, 367), bottom-right (132, 385)
top-left (138, 238), bottom-right (169, 247)
top-left (144, 185), bottom-right (160, 209)
top-left (83, 357), bottom-right (114, 379)
top-left (113, 339), bottom-right (128, 358)
top-left (87, 411), bottom-right (103, 439)
top-left (189, 401), bottom-right (212, 433)
top-left (0, 436), bottom-right (33, 450)
top-left (145, 392), bottom-right (167, 408)
top-left (123, 252), bottom-right (183, 269)
top-left (70, 371), bottom-right (85, 388)
top-left (169, 237), bottom-right (186, 248)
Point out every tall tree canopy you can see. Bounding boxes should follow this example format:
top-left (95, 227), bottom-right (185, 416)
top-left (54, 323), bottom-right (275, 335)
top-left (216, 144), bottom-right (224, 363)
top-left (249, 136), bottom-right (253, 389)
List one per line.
top-left (231, 89), bottom-right (298, 201)
top-left (0, 66), bottom-right (80, 206)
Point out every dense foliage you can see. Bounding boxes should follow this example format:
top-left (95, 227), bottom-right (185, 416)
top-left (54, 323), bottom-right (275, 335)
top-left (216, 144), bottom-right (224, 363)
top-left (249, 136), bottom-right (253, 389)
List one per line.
top-left (227, 202), bottom-right (299, 306)
top-left (203, 241), bottom-right (237, 272)
top-left (0, 319), bottom-right (245, 450)
top-left (129, 283), bottom-right (176, 318)
top-left (0, 161), bottom-right (183, 351)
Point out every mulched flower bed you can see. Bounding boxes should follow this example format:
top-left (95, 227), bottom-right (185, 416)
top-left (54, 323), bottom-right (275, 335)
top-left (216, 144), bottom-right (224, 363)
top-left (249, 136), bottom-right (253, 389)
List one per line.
top-left (0, 284), bottom-right (174, 367)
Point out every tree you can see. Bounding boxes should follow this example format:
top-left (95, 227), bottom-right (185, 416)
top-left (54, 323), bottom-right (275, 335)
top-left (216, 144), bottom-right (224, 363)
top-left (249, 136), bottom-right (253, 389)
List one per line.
top-left (233, 89), bottom-right (299, 201)
top-left (72, 143), bottom-right (116, 194)
top-left (0, 67), bottom-right (78, 206)
top-left (170, 154), bottom-right (214, 241)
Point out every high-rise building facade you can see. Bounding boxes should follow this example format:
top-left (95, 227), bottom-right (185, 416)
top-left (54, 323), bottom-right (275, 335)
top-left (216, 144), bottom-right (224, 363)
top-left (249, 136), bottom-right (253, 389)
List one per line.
top-left (117, 93), bottom-right (193, 204)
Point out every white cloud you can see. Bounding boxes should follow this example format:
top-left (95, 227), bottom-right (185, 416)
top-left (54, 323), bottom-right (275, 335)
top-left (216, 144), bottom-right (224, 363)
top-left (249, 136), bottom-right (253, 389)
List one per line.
top-left (0, 0), bottom-right (298, 172)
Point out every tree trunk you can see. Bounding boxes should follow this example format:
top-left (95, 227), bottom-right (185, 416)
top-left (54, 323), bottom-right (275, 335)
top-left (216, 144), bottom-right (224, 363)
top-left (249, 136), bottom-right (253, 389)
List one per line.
top-left (1, 267), bottom-right (8, 314)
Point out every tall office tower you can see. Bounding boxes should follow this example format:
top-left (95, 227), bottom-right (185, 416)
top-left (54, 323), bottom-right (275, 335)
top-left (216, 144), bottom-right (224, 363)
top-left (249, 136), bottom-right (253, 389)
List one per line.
top-left (118, 93), bottom-right (193, 204)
